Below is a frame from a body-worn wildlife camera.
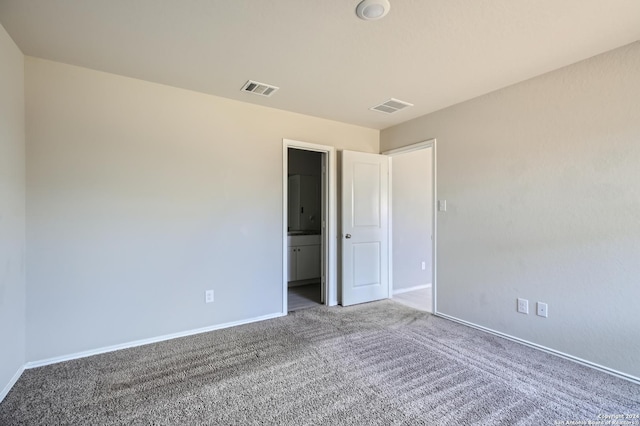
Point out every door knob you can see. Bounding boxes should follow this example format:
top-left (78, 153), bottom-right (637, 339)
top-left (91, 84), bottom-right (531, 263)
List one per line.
top-left (345, 234), bottom-right (351, 239)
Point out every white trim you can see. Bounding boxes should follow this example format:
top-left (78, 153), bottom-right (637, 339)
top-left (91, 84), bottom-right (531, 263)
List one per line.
top-left (388, 157), bottom-right (393, 297)
top-left (25, 312), bottom-right (285, 369)
top-left (382, 140), bottom-right (433, 156)
top-left (392, 283), bottom-right (431, 295)
top-left (384, 138), bottom-right (437, 314)
top-left (432, 140), bottom-right (437, 314)
top-left (282, 139), bottom-right (337, 313)
top-left (387, 155), bottom-right (392, 300)
top-left (0, 365), bottom-right (25, 403)
top-left (282, 143), bottom-right (289, 313)
top-left (434, 312), bottom-right (640, 385)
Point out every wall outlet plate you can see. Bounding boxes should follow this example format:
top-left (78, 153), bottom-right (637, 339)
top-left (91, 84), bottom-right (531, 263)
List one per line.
top-left (205, 290), bottom-right (214, 304)
top-left (517, 298), bottom-right (529, 314)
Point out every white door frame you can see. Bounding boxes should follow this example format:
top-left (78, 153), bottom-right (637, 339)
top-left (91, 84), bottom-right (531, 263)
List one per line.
top-left (283, 139), bottom-right (337, 314)
top-left (382, 139), bottom-right (437, 313)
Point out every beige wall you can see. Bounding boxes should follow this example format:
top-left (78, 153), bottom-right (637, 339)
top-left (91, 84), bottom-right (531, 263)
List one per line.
top-left (25, 57), bottom-right (378, 361)
top-left (381, 42), bottom-right (640, 379)
top-left (0, 23), bottom-right (26, 398)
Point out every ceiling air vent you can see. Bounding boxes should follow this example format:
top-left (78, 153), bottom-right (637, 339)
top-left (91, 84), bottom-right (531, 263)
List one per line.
top-left (241, 80), bottom-right (279, 97)
top-left (370, 98), bottom-right (413, 114)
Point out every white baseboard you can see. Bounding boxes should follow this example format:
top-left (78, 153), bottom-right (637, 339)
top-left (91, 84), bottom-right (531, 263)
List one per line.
top-left (393, 283), bottom-right (431, 295)
top-left (434, 311), bottom-right (640, 385)
top-left (0, 365), bottom-right (25, 403)
top-left (25, 312), bottom-right (286, 369)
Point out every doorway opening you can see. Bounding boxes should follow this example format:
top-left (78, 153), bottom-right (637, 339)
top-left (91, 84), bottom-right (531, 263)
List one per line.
top-left (385, 140), bottom-right (436, 313)
top-left (287, 148), bottom-right (323, 311)
top-left (282, 140), bottom-right (337, 314)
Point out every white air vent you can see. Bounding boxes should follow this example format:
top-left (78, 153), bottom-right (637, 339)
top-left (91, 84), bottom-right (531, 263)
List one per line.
top-left (241, 80), bottom-right (279, 97)
top-left (370, 98), bottom-right (413, 114)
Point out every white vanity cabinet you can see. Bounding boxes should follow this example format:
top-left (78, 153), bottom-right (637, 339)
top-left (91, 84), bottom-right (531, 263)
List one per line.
top-left (287, 235), bottom-right (321, 282)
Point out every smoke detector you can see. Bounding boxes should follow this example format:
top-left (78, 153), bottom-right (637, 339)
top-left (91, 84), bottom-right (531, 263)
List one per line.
top-left (356, 0), bottom-right (391, 21)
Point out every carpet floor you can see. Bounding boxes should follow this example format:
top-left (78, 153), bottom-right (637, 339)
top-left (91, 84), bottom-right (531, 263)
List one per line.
top-left (1, 300), bottom-right (638, 425)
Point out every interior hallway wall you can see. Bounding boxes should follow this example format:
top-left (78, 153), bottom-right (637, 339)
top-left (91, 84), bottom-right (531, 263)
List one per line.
top-left (381, 42), bottom-right (640, 379)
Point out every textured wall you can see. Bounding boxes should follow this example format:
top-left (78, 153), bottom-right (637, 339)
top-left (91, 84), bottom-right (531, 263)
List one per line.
top-left (392, 148), bottom-right (432, 291)
top-left (0, 23), bottom-right (26, 398)
top-left (381, 42), bottom-right (640, 379)
top-left (25, 57), bottom-right (378, 362)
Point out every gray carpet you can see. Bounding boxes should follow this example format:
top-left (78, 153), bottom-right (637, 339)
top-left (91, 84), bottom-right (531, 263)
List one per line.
top-left (1, 300), bottom-right (638, 425)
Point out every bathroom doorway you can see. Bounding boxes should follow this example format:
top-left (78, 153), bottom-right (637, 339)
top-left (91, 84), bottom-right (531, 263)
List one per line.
top-left (283, 140), bottom-right (336, 313)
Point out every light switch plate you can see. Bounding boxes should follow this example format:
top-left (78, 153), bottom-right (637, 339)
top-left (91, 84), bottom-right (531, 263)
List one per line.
top-left (438, 200), bottom-right (447, 212)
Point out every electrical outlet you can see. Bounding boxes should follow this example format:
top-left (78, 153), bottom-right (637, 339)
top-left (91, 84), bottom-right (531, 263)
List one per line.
top-left (421, 261), bottom-right (426, 270)
top-left (537, 302), bottom-right (548, 318)
top-left (517, 298), bottom-right (529, 314)
top-left (205, 290), bottom-right (214, 304)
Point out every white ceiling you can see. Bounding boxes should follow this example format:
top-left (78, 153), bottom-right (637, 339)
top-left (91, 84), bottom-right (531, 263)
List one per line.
top-left (1, 0), bottom-right (639, 130)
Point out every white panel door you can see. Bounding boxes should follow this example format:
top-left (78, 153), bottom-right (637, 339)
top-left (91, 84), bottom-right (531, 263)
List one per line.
top-left (341, 150), bottom-right (390, 306)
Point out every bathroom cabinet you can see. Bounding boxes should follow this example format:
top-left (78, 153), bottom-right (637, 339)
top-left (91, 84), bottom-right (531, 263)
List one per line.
top-left (287, 235), bottom-right (321, 282)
